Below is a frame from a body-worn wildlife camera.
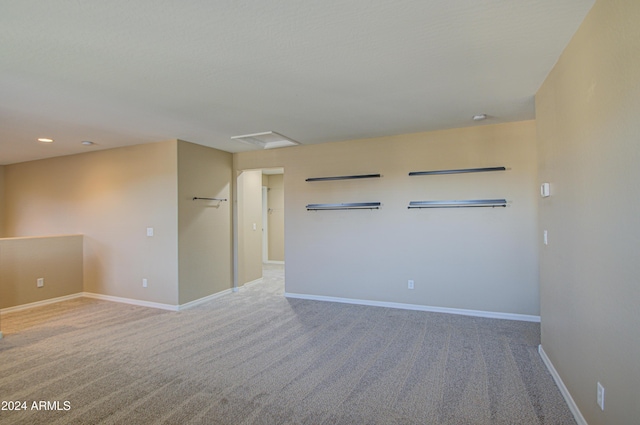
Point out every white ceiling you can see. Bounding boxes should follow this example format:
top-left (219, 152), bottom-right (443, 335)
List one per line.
top-left (0, 0), bottom-right (595, 165)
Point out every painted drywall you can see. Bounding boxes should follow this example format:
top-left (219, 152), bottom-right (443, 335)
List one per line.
top-left (177, 140), bottom-right (233, 304)
top-left (4, 141), bottom-right (179, 305)
top-left (0, 165), bottom-right (4, 237)
top-left (0, 235), bottom-right (83, 309)
top-left (234, 121), bottom-right (539, 316)
top-left (266, 174), bottom-right (285, 262)
top-left (237, 169), bottom-right (263, 285)
top-left (536, 0), bottom-right (640, 423)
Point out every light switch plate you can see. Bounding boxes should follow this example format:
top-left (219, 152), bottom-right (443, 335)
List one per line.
top-left (597, 382), bottom-right (605, 410)
top-left (541, 183), bottom-right (550, 197)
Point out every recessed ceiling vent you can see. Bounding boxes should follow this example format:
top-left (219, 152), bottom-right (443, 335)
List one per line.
top-left (231, 131), bottom-right (299, 149)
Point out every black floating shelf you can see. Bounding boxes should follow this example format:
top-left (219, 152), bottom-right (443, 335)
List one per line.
top-left (408, 167), bottom-right (506, 176)
top-left (408, 199), bottom-right (507, 209)
top-left (306, 174), bottom-right (381, 182)
top-left (306, 202), bottom-right (381, 211)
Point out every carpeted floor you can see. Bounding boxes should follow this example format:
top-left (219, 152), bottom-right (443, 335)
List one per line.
top-left (0, 265), bottom-right (576, 424)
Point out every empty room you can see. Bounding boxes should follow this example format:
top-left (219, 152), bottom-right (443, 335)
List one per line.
top-left (1, 1), bottom-right (638, 424)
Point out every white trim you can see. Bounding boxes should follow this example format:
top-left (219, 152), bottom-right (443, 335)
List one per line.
top-left (0, 293), bottom-right (84, 314)
top-left (82, 292), bottom-right (178, 311)
top-left (262, 186), bottom-right (269, 263)
top-left (0, 289), bottom-right (238, 316)
top-left (283, 292), bottom-right (541, 322)
top-left (178, 289), bottom-right (233, 310)
top-left (241, 278), bottom-right (263, 288)
top-left (538, 345), bottom-right (587, 425)
top-left (0, 233), bottom-right (83, 241)
top-left (232, 171), bottom-right (239, 293)
top-left (264, 260), bottom-right (285, 265)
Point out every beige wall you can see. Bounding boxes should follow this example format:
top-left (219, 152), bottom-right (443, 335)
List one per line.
top-left (237, 169), bottom-right (263, 285)
top-left (235, 121), bottom-right (539, 316)
top-left (266, 174), bottom-right (285, 262)
top-left (0, 235), bottom-right (83, 309)
top-left (177, 140), bottom-right (233, 304)
top-left (0, 165), bottom-right (5, 237)
top-left (536, 0), bottom-right (640, 423)
top-left (4, 141), bottom-right (179, 305)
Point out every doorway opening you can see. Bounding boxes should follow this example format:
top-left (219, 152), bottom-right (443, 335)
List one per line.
top-left (235, 167), bottom-right (284, 289)
top-left (262, 169), bottom-right (284, 265)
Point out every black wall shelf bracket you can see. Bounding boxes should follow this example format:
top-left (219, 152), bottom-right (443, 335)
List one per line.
top-left (408, 167), bottom-right (506, 176)
top-left (306, 174), bottom-right (381, 182)
top-left (408, 199), bottom-right (507, 209)
top-left (306, 202), bottom-right (381, 211)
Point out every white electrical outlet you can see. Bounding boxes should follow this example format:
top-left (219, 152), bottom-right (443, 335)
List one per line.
top-left (408, 280), bottom-right (414, 290)
top-left (543, 230), bottom-right (548, 245)
top-left (142, 278), bottom-right (148, 288)
top-left (37, 278), bottom-right (44, 288)
top-left (146, 227), bottom-right (154, 237)
top-left (597, 382), bottom-right (605, 411)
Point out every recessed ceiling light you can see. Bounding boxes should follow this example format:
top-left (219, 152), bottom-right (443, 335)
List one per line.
top-left (231, 131), bottom-right (300, 149)
top-left (472, 114), bottom-right (487, 121)
top-left (81, 141), bottom-right (94, 146)
top-left (37, 138), bottom-right (54, 143)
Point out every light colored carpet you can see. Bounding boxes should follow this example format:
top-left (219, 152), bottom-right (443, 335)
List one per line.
top-left (0, 265), bottom-right (576, 424)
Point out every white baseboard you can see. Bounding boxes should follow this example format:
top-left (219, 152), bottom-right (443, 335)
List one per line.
top-left (264, 261), bottom-right (285, 265)
top-left (241, 278), bottom-right (263, 288)
top-left (283, 292), bottom-right (541, 322)
top-left (538, 345), bottom-right (587, 425)
top-left (82, 292), bottom-right (178, 311)
top-left (1, 289), bottom-right (237, 316)
top-left (0, 293), bottom-right (84, 314)
top-left (178, 289), bottom-right (233, 310)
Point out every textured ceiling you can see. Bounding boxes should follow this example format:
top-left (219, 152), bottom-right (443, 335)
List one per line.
top-left (0, 0), bottom-right (595, 165)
